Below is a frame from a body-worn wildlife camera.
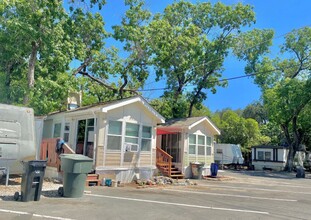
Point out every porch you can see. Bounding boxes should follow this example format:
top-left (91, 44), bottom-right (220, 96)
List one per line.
top-left (156, 128), bottom-right (184, 179)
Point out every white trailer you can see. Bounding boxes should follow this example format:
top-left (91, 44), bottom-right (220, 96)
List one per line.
top-left (0, 104), bottom-right (36, 176)
top-left (214, 143), bottom-right (244, 165)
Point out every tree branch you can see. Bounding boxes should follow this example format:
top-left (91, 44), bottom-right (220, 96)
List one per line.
top-left (72, 57), bottom-right (93, 76)
top-left (79, 71), bottom-right (138, 95)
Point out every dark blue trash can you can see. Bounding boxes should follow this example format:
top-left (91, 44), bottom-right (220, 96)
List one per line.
top-left (210, 163), bottom-right (218, 177)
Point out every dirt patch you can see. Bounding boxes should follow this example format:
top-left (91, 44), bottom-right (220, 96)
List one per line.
top-left (203, 175), bottom-right (235, 181)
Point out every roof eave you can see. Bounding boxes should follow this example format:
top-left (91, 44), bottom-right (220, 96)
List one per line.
top-left (188, 117), bottom-right (221, 135)
top-left (101, 96), bottom-right (165, 123)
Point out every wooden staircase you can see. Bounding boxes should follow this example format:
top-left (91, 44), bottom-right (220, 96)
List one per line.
top-left (156, 147), bottom-right (184, 179)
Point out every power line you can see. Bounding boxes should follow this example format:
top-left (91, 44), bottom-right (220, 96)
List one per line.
top-left (141, 24), bottom-right (311, 89)
top-left (137, 62), bottom-right (309, 92)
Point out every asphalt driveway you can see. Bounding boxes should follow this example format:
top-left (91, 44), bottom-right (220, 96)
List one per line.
top-left (1, 170), bottom-right (311, 220)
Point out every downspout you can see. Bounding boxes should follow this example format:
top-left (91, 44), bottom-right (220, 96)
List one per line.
top-left (91, 110), bottom-right (97, 167)
top-left (35, 116), bottom-right (47, 160)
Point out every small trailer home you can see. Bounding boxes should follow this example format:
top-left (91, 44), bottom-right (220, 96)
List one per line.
top-left (251, 145), bottom-right (289, 171)
top-left (214, 143), bottom-right (244, 165)
top-left (0, 104), bottom-right (36, 174)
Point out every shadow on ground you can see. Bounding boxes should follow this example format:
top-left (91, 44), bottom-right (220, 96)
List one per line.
top-left (41, 189), bottom-right (61, 198)
top-left (225, 169), bottom-right (311, 180)
top-left (0, 174), bottom-right (22, 186)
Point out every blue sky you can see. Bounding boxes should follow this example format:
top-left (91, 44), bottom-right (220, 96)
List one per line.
top-left (99, 0), bottom-right (311, 112)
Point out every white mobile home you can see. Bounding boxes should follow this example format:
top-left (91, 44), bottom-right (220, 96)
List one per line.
top-left (42, 96), bottom-right (165, 182)
top-left (0, 104), bottom-right (36, 174)
top-left (251, 145), bottom-right (289, 171)
top-left (214, 143), bottom-right (244, 165)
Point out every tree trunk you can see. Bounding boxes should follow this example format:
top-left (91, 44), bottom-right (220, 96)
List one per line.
top-left (5, 63), bottom-right (13, 103)
top-left (23, 41), bottom-right (38, 105)
top-left (283, 116), bottom-right (303, 172)
top-left (285, 146), bottom-right (296, 171)
top-left (188, 101), bottom-right (194, 117)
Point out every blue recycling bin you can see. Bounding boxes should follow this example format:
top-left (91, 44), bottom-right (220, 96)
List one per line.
top-left (210, 163), bottom-right (218, 177)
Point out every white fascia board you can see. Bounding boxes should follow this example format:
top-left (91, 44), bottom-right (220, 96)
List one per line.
top-left (101, 96), bottom-right (165, 123)
top-left (64, 107), bottom-right (102, 117)
top-left (101, 97), bottom-right (140, 113)
top-left (189, 117), bottom-right (221, 135)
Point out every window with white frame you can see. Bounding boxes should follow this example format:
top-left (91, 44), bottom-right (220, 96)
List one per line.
top-left (107, 121), bottom-right (153, 152)
top-left (107, 121), bottom-right (122, 150)
top-left (198, 135), bottom-right (205, 155)
top-left (188, 134), bottom-right (212, 156)
top-left (63, 122), bottom-right (70, 142)
top-left (189, 134), bottom-right (196, 154)
top-left (141, 126), bottom-right (152, 151)
top-left (206, 136), bottom-right (212, 156)
top-left (124, 123), bottom-right (139, 152)
top-left (53, 123), bottom-right (61, 138)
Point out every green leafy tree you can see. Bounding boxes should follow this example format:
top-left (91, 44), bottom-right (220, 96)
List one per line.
top-left (0, 0), bottom-right (76, 106)
top-left (236, 27), bottom-right (311, 171)
top-left (150, 95), bottom-right (189, 119)
top-left (0, 0), bottom-right (109, 114)
top-left (242, 101), bottom-right (268, 124)
top-left (191, 104), bottom-right (212, 118)
top-left (214, 109), bottom-right (270, 155)
top-left (217, 110), bottom-right (248, 146)
top-left (73, 0), bottom-right (151, 99)
top-left (150, 97), bottom-right (212, 120)
top-left (148, 1), bottom-right (256, 117)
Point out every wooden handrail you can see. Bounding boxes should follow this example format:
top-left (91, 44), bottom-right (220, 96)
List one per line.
top-left (156, 147), bottom-right (173, 159)
top-left (40, 138), bottom-right (75, 171)
top-left (156, 147), bottom-right (172, 176)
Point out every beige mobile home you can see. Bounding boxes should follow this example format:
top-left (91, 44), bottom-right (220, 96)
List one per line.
top-left (42, 96), bottom-right (165, 182)
top-left (156, 117), bottom-right (220, 178)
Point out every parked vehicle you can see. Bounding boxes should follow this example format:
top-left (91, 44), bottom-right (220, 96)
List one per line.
top-left (0, 104), bottom-right (36, 174)
top-left (214, 143), bottom-right (244, 166)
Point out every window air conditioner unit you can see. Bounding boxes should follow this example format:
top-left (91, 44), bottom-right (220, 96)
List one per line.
top-left (130, 144), bottom-right (138, 152)
top-left (124, 143), bottom-right (139, 152)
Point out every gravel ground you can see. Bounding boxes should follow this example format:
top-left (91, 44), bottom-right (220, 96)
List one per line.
top-left (0, 175), bottom-right (62, 201)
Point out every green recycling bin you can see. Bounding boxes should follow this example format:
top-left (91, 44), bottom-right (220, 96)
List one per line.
top-left (58, 154), bottom-right (93, 198)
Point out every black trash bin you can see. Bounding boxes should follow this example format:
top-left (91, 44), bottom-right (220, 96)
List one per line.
top-left (14, 160), bottom-right (47, 202)
top-left (190, 162), bottom-right (205, 179)
top-left (296, 167), bottom-right (305, 178)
